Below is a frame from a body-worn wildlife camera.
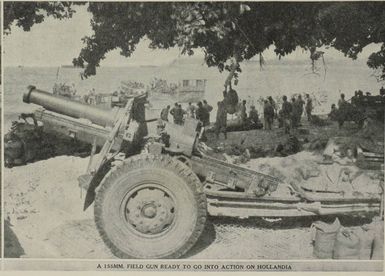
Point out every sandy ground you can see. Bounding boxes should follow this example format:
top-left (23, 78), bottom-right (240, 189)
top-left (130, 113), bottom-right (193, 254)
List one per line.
top-left (4, 151), bottom-right (382, 259)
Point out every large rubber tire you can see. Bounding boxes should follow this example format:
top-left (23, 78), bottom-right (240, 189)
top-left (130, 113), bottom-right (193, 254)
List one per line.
top-left (94, 154), bottom-right (207, 259)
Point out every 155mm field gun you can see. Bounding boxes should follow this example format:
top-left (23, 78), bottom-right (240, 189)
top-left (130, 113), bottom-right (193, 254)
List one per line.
top-left (4, 86), bottom-right (383, 259)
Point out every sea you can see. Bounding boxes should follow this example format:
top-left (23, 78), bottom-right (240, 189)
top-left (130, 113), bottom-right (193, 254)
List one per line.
top-left (4, 58), bottom-right (383, 131)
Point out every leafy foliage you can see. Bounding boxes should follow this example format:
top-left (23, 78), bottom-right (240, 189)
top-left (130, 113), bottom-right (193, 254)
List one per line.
top-left (3, 2), bottom-right (82, 34)
top-left (4, 2), bottom-right (385, 81)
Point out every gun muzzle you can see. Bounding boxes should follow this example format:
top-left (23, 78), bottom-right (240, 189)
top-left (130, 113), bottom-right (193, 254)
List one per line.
top-left (24, 86), bottom-right (118, 127)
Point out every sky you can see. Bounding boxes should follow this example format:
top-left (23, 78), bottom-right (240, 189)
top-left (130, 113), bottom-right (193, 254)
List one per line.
top-left (3, 4), bottom-right (381, 67)
top-left (4, 5), bottom-right (189, 67)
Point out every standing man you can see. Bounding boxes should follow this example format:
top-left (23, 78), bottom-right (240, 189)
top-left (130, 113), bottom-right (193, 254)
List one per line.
top-left (305, 94), bottom-right (313, 122)
top-left (203, 100), bottom-right (213, 125)
top-left (170, 103), bottom-right (183, 125)
top-left (328, 104), bottom-right (338, 121)
top-left (177, 104), bottom-right (186, 125)
top-left (263, 100), bottom-right (274, 130)
top-left (338, 93), bottom-right (346, 108)
top-left (268, 96), bottom-right (277, 120)
top-left (160, 105), bottom-right (170, 121)
top-left (196, 101), bottom-right (209, 141)
top-left (296, 95), bottom-right (305, 125)
top-left (240, 100), bottom-right (247, 125)
top-left (223, 85), bottom-right (239, 114)
top-left (380, 86), bottom-right (385, 96)
top-left (248, 105), bottom-right (260, 128)
top-left (169, 103), bottom-right (178, 123)
top-left (215, 101), bottom-right (227, 139)
top-left (187, 102), bottom-right (196, 118)
top-left (281, 95), bottom-right (292, 134)
top-left (196, 101), bottom-right (209, 126)
top-left (88, 88), bottom-right (96, 105)
top-left (291, 97), bottom-right (300, 128)
top-left (337, 93), bottom-right (348, 126)
top-left (351, 91), bottom-right (359, 106)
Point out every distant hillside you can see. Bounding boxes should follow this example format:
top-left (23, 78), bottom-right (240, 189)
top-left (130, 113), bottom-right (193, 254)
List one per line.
top-left (168, 53), bottom-right (368, 69)
top-left (168, 56), bottom-right (205, 66)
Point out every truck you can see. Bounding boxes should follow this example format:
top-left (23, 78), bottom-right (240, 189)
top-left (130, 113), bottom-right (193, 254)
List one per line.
top-left (4, 86), bottom-right (383, 259)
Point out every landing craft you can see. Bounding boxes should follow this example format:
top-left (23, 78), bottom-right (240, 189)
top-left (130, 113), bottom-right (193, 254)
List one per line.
top-left (149, 78), bottom-right (207, 103)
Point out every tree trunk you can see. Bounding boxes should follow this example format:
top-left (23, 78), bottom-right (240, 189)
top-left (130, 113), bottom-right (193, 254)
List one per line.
top-left (224, 49), bottom-right (240, 88)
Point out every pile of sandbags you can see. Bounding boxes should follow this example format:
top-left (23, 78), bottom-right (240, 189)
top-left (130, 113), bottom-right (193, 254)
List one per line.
top-left (312, 217), bottom-right (384, 259)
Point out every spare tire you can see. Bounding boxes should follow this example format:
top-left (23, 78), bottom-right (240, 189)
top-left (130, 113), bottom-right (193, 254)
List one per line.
top-left (94, 154), bottom-right (207, 259)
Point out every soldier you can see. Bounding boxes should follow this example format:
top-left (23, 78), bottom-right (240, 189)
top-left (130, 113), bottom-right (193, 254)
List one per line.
top-left (223, 85), bottom-right (239, 114)
top-left (380, 86), bottom-right (385, 96)
top-left (268, 96), bottom-right (277, 119)
top-left (281, 95), bottom-right (292, 134)
top-left (328, 104), bottom-right (338, 121)
top-left (88, 88), bottom-right (96, 105)
top-left (196, 101), bottom-right (209, 141)
top-left (202, 100), bottom-right (213, 125)
top-left (160, 105), bottom-right (170, 121)
top-left (263, 100), bottom-right (274, 130)
top-left (338, 93), bottom-right (346, 108)
top-left (291, 97), bottom-right (300, 128)
top-left (169, 103), bottom-right (177, 119)
top-left (351, 91), bottom-right (359, 106)
top-left (179, 104), bottom-right (187, 122)
top-left (305, 93), bottom-right (313, 121)
top-left (170, 103), bottom-right (183, 125)
top-left (187, 102), bottom-right (196, 118)
top-left (215, 101), bottom-right (227, 139)
top-left (240, 100), bottom-right (247, 124)
top-left (337, 93), bottom-right (349, 123)
top-left (296, 95), bottom-right (305, 124)
top-left (196, 101), bottom-right (209, 126)
top-left (248, 105), bottom-right (260, 127)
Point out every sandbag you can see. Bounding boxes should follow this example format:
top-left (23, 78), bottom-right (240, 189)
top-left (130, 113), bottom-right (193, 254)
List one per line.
top-left (372, 230), bottom-right (384, 260)
top-left (369, 218), bottom-right (384, 260)
top-left (312, 218), bottom-right (341, 259)
top-left (333, 228), bottom-right (361, 259)
top-left (355, 227), bottom-right (374, 260)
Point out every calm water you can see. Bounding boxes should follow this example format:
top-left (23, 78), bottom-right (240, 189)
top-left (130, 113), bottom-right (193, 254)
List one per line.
top-left (4, 59), bottom-right (383, 131)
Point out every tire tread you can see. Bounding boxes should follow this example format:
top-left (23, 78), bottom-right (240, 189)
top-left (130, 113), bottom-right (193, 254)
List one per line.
top-left (94, 154), bottom-right (207, 259)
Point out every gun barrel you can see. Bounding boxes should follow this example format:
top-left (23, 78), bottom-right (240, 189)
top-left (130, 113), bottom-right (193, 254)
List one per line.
top-left (23, 86), bottom-right (118, 127)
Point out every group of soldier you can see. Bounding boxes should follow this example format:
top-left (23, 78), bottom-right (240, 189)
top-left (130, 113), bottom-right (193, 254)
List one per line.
top-left (160, 100), bottom-right (213, 127)
top-left (263, 94), bottom-right (313, 134)
top-left (214, 93), bottom-right (314, 137)
top-left (159, 92), bottom-right (314, 139)
top-left (278, 94), bottom-right (313, 133)
top-left (328, 87), bottom-right (385, 128)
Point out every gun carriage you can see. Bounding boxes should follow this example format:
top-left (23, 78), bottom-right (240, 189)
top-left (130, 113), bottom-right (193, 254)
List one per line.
top-left (4, 86), bottom-right (382, 259)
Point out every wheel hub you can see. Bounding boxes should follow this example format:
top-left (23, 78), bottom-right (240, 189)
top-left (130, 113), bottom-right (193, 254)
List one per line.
top-left (125, 188), bottom-right (175, 235)
top-left (142, 204), bottom-right (157, 218)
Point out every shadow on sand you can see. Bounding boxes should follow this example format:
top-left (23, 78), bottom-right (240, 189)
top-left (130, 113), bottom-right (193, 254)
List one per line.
top-left (183, 214), bottom-right (375, 257)
top-left (4, 219), bottom-right (25, 258)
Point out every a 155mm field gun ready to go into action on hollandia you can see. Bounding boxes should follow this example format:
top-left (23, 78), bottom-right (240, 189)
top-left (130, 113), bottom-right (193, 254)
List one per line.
top-left (4, 85), bottom-right (383, 259)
